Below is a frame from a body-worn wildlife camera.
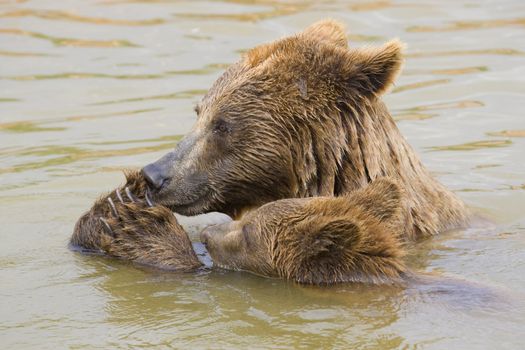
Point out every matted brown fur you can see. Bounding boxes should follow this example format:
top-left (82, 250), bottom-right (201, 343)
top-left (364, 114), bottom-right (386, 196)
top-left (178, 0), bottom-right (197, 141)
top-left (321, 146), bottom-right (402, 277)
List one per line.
top-left (142, 19), bottom-right (469, 240)
top-left (70, 170), bottom-right (145, 251)
top-left (201, 178), bottom-right (408, 285)
top-left (71, 172), bottom-right (407, 284)
top-left (72, 19), bottom-right (470, 282)
top-left (70, 171), bottom-right (201, 271)
top-left (102, 201), bottom-right (201, 271)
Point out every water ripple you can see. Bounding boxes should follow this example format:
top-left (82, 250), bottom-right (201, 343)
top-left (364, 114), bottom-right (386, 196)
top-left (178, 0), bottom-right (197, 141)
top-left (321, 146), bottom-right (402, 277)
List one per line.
top-left (0, 9), bottom-right (167, 26)
top-left (0, 28), bottom-right (138, 47)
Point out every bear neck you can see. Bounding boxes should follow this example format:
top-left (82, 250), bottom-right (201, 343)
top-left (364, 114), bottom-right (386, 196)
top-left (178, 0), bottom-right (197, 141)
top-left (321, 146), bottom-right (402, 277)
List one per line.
top-left (289, 98), bottom-right (468, 239)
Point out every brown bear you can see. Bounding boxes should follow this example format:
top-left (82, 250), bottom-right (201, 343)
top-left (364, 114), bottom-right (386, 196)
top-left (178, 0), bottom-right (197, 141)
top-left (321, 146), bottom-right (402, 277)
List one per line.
top-left (140, 19), bottom-right (469, 240)
top-left (71, 172), bottom-right (407, 285)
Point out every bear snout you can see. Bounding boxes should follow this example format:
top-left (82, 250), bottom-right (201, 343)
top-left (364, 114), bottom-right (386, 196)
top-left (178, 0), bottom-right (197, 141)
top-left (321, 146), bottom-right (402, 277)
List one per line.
top-left (142, 163), bottom-right (169, 191)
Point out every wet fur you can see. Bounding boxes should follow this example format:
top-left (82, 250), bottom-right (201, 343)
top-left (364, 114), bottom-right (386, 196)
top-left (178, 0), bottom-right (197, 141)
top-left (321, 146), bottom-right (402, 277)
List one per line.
top-left (70, 171), bottom-right (201, 271)
top-left (71, 20), bottom-right (470, 284)
top-left (146, 20), bottom-right (468, 239)
top-left (202, 178), bottom-right (408, 285)
top-left (70, 169), bottom-right (147, 251)
top-left (72, 172), bottom-right (407, 284)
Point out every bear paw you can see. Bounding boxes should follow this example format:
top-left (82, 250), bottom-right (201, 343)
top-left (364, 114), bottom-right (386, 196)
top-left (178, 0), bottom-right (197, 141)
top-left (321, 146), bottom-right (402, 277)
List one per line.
top-left (98, 187), bottom-right (202, 271)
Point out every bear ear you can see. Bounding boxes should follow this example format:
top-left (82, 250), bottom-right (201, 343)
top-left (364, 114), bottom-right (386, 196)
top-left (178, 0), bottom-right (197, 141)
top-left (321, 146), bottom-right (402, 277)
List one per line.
top-left (351, 178), bottom-right (406, 228)
top-left (274, 217), bottom-right (364, 285)
top-left (301, 19), bottom-right (348, 49)
top-left (342, 39), bottom-right (405, 97)
top-left (245, 41), bottom-right (282, 68)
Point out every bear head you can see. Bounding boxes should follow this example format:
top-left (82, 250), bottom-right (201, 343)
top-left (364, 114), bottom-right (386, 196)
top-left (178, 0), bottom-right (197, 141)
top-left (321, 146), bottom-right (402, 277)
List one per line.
top-left (142, 20), bottom-right (404, 219)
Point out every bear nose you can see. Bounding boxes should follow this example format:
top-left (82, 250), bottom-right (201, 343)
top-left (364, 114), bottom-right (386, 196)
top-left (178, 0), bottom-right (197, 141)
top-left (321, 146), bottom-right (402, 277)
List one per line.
top-left (142, 163), bottom-right (168, 190)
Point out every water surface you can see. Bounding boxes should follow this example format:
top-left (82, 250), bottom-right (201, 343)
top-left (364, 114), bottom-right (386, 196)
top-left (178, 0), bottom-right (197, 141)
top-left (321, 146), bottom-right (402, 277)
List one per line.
top-left (1, 0), bottom-right (525, 349)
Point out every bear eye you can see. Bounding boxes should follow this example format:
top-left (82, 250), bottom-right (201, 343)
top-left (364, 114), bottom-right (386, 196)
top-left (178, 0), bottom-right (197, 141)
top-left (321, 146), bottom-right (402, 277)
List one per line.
top-left (213, 120), bottom-right (230, 134)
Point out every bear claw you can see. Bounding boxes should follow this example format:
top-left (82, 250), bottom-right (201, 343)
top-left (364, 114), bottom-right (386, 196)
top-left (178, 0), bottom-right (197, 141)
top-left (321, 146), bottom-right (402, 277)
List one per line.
top-left (125, 187), bottom-right (136, 202)
top-left (107, 197), bottom-right (119, 218)
top-left (115, 188), bottom-right (124, 203)
top-left (99, 217), bottom-right (114, 237)
top-left (145, 188), bottom-right (154, 207)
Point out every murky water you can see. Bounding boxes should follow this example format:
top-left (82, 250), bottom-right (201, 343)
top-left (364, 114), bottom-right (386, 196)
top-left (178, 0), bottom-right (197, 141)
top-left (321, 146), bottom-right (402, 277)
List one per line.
top-left (1, 0), bottom-right (525, 348)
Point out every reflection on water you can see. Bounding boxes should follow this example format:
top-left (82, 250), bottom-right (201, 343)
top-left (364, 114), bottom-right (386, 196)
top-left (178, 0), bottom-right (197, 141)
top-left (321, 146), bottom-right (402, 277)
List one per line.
top-left (173, 1), bottom-right (312, 22)
top-left (487, 130), bottom-right (525, 138)
top-left (0, 49), bottom-right (56, 57)
top-left (392, 79), bottom-right (450, 93)
top-left (0, 28), bottom-right (139, 47)
top-left (1, 0), bottom-right (525, 349)
top-left (0, 108), bottom-right (162, 133)
top-left (393, 100), bottom-right (484, 121)
top-left (404, 66), bottom-right (488, 76)
top-left (0, 135), bottom-right (182, 174)
top-left (406, 48), bottom-right (525, 57)
top-left (0, 8), bottom-right (167, 26)
top-left (4, 64), bottom-right (231, 80)
top-left (428, 140), bottom-right (513, 152)
top-left (408, 17), bottom-right (525, 32)
top-left (91, 89), bottom-right (208, 106)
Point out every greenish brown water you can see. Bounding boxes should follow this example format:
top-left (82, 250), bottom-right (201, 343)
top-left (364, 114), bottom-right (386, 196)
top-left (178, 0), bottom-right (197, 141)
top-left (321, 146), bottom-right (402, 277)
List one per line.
top-left (1, 1), bottom-right (525, 349)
